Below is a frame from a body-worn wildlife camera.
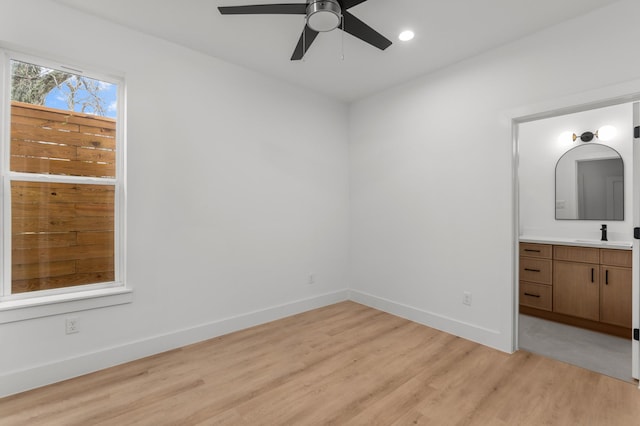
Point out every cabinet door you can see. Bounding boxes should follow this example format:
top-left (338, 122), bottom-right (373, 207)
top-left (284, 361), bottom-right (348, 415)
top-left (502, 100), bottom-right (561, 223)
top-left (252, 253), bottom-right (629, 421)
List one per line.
top-left (553, 261), bottom-right (599, 321)
top-left (600, 266), bottom-right (632, 328)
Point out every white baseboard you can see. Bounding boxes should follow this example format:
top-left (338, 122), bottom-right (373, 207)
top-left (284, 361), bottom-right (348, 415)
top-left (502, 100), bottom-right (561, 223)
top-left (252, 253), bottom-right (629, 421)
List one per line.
top-left (2, 288), bottom-right (510, 398)
top-left (0, 289), bottom-right (349, 398)
top-left (348, 289), bottom-right (508, 352)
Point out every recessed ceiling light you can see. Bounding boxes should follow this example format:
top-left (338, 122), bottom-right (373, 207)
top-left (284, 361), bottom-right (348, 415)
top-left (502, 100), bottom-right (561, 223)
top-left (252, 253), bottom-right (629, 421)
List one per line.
top-left (398, 30), bottom-right (414, 42)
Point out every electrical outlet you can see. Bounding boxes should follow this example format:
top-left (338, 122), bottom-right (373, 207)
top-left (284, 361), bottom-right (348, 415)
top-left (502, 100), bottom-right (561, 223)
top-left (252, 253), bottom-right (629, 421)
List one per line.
top-left (463, 292), bottom-right (472, 306)
top-left (66, 317), bottom-right (79, 334)
top-left (308, 273), bottom-right (316, 285)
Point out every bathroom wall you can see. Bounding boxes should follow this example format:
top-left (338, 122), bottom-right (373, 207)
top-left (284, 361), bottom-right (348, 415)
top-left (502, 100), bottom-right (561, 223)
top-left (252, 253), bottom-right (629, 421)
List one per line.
top-left (519, 103), bottom-right (634, 241)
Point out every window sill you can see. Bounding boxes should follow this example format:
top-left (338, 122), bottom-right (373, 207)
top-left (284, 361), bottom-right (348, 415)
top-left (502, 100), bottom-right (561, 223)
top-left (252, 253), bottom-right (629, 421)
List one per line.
top-left (0, 287), bottom-right (133, 324)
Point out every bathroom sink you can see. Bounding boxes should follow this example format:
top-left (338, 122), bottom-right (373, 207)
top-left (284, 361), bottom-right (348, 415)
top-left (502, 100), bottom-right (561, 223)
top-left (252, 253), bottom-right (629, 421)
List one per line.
top-left (571, 239), bottom-right (633, 248)
top-left (519, 236), bottom-right (632, 249)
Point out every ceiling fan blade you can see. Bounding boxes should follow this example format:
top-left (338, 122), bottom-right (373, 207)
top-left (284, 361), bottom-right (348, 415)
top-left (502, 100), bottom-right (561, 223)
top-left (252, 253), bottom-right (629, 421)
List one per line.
top-left (218, 4), bottom-right (307, 15)
top-left (291, 25), bottom-right (320, 60)
top-left (341, 0), bottom-right (369, 9)
top-left (341, 10), bottom-right (391, 51)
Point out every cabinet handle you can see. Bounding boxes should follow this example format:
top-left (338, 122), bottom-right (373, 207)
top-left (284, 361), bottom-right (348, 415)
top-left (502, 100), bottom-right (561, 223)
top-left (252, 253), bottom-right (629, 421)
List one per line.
top-left (524, 268), bottom-right (541, 272)
top-left (591, 268), bottom-right (594, 283)
top-left (606, 270), bottom-right (609, 285)
top-left (524, 292), bottom-right (541, 298)
top-left (524, 249), bottom-right (541, 253)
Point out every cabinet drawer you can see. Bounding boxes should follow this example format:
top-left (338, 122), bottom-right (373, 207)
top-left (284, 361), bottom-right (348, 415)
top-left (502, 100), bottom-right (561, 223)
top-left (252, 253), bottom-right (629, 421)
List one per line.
top-left (520, 281), bottom-right (552, 311)
top-left (519, 243), bottom-right (552, 259)
top-left (600, 249), bottom-right (632, 268)
top-left (553, 245), bottom-right (599, 264)
top-left (520, 257), bottom-right (552, 284)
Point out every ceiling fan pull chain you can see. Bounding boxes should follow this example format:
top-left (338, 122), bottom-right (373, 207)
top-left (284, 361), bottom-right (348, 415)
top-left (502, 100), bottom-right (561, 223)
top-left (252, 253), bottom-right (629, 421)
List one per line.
top-left (303, 17), bottom-right (307, 62)
top-left (341, 17), bottom-right (345, 60)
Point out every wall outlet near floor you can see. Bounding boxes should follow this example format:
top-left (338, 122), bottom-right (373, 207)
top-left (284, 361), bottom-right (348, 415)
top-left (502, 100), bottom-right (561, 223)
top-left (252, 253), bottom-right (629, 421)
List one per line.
top-left (308, 273), bottom-right (316, 285)
top-left (463, 291), bottom-right (472, 306)
top-left (66, 317), bottom-right (79, 334)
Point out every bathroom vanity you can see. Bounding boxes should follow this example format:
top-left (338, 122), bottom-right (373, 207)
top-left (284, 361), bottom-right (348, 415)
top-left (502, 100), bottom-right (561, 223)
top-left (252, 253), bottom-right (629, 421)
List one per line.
top-left (519, 238), bottom-right (632, 338)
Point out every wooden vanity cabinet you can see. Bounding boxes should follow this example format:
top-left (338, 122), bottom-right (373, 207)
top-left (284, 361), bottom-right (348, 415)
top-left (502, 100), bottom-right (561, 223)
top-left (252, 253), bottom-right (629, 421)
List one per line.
top-left (520, 242), bottom-right (632, 337)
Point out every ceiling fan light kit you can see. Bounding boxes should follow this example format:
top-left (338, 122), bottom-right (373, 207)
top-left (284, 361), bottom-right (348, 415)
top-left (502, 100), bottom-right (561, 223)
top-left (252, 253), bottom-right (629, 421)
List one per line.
top-left (307, 1), bottom-right (342, 32)
top-left (218, 0), bottom-right (392, 61)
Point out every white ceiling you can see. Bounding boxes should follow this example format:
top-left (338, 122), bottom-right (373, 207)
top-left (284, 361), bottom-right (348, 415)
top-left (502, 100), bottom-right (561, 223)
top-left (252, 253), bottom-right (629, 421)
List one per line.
top-left (56, 0), bottom-right (621, 102)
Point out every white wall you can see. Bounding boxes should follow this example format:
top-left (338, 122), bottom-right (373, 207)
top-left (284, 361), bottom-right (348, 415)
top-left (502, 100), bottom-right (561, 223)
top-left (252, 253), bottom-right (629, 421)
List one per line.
top-left (349, 0), bottom-right (640, 351)
top-left (519, 103), bottom-right (633, 241)
top-left (0, 0), bottom-right (349, 396)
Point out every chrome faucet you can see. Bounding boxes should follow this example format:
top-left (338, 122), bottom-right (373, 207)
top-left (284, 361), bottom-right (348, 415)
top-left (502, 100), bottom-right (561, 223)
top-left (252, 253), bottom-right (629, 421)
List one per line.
top-left (600, 224), bottom-right (607, 242)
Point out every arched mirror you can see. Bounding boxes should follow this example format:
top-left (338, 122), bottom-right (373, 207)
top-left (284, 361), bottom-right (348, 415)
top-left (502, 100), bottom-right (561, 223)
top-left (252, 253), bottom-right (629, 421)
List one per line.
top-left (555, 143), bottom-right (623, 220)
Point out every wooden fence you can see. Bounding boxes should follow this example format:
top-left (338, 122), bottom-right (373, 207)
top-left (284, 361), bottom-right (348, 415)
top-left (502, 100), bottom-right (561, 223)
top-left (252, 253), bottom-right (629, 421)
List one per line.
top-left (10, 102), bottom-right (116, 293)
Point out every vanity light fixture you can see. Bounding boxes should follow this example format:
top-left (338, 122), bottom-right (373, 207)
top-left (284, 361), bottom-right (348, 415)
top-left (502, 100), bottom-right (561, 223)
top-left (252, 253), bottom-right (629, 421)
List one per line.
top-left (571, 125), bottom-right (617, 143)
top-left (572, 131), bottom-right (597, 142)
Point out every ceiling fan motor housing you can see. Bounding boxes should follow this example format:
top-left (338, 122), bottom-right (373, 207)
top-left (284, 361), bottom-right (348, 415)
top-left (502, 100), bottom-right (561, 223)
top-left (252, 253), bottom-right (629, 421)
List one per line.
top-left (306, 0), bottom-right (342, 32)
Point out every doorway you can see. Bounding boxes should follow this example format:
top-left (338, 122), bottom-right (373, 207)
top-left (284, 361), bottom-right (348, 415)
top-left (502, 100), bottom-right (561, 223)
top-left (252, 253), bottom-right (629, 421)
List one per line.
top-left (515, 101), bottom-right (638, 383)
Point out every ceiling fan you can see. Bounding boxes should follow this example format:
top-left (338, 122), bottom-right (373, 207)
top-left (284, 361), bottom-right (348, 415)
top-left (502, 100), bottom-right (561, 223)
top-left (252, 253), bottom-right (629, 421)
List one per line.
top-left (218, 0), bottom-right (392, 60)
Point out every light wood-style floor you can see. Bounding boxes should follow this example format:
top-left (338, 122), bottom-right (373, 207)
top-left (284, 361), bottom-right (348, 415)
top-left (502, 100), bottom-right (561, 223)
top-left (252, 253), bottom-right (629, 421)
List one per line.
top-left (2, 301), bottom-right (640, 425)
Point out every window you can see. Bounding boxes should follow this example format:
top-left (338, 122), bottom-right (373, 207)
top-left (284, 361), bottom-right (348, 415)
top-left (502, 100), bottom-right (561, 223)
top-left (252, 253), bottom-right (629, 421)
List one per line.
top-left (0, 50), bottom-right (128, 321)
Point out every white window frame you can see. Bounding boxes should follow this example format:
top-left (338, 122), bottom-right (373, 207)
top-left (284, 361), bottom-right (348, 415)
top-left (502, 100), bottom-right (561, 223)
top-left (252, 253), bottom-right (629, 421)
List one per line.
top-left (0, 48), bottom-right (130, 323)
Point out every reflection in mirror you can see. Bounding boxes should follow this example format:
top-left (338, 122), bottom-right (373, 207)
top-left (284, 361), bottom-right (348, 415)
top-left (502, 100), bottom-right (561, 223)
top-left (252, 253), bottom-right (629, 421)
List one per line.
top-left (555, 143), bottom-right (623, 220)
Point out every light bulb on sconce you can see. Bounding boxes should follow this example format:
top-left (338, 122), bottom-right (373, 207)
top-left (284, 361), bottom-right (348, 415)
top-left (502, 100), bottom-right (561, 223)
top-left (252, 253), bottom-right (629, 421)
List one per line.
top-left (596, 125), bottom-right (617, 141)
top-left (557, 131), bottom-right (574, 145)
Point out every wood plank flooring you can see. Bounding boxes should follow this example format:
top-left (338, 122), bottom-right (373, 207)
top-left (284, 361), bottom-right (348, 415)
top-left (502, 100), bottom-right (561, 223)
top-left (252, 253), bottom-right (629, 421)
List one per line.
top-left (2, 301), bottom-right (640, 425)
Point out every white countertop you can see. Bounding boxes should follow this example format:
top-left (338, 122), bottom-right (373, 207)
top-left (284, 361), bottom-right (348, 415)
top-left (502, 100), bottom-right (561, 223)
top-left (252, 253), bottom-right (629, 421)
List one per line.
top-left (519, 235), bottom-right (633, 250)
